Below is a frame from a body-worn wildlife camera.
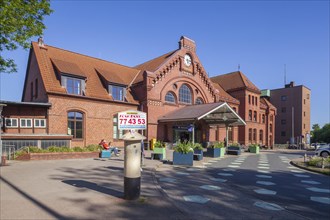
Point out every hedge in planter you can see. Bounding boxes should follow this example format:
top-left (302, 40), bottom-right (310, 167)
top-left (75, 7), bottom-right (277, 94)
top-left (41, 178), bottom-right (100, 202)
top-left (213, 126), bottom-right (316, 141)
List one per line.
top-left (249, 144), bottom-right (260, 154)
top-left (173, 142), bottom-right (194, 166)
top-left (153, 140), bottom-right (166, 160)
top-left (193, 143), bottom-right (203, 161)
top-left (207, 142), bottom-right (225, 158)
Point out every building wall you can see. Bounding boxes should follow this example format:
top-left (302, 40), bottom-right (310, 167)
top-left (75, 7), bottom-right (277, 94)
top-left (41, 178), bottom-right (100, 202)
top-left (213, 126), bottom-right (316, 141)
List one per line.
top-left (47, 95), bottom-right (138, 147)
top-left (270, 85), bottom-right (311, 144)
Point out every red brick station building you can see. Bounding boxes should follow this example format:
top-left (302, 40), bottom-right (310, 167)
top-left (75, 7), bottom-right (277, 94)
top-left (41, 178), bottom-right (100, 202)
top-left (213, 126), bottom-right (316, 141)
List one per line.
top-left (1, 36), bottom-right (276, 150)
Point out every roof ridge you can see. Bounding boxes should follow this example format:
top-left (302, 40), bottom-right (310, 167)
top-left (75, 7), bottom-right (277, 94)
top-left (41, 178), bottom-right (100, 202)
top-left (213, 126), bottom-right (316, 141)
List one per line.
top-left (32, 42), bottom-right (140, 71)
top-left (134, 49), bottom-right (178, 71)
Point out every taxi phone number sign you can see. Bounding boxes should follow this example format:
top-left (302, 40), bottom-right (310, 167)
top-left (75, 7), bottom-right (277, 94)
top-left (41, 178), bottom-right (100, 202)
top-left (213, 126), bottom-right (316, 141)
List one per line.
top-left (118, 110), bottom-right (147, 130)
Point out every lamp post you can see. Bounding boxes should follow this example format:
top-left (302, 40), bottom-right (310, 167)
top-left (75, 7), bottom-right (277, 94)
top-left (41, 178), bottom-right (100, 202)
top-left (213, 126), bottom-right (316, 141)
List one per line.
top-left (0, 104), bottom-right (6, 166)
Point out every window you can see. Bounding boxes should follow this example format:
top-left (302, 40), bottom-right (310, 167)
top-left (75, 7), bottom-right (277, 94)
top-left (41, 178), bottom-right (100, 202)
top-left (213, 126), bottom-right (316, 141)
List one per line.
top-left (113, 115), bottom-right (124, 139)
top-left (281, 107), bottom-right (286, 113)
top-left (228, 127), bottom-right (233, 141)
top-left (248, 95), bottom-right (251, 104)
top-left (256, 97), bottom-right (258, 106)
top-left (248, 128), bottom-right (252, 141)
top-left (259, 130), bottom-right (263, 142)
top-left (253, 111), bottom-right (257, 122)
top-left (179, 84), bottom-right (192, 104)
top-left (281, 95), bottom-right (287, 101)
top-left (270, 123), bottom-right (273, 133)
top-left (34, 119), bottom-right (46, 128)
top-left (253, 129), bottom-right (257, 141)
top-left (249, 110), bottom-right (252, 121)
top-left (5, 118), bottom-right (18, 127)
top-left (307, 94), bottom-right (310, 99)
top-left (62, 76), bottom-right (85, 95)
top-left (304, 111), bottom-right (306, 117)
top-left (270, 115), bottom-right (273, 122)
top-left (252, 96), bottom-right (254, 105)
top-left (68, 112), bottom-right (83, 139)
top-left (281, 131), bottom-right (286, 136)
top-left (165, 92), bottom-right (176, 103)
top-left (304, 124), bottom-right (306, 129)
top-left (281, 119), bottom-right (286, 125)
top-left (110, 85), bottom-right (126, 101)
top-left (304, 99), bottom-right (306, 104)
top-left (20, 118), bottom-right (32, 128)
top-left (262, 114), bottom-right (265, 123)
top-left (195, 97), bottom-right (204, 105)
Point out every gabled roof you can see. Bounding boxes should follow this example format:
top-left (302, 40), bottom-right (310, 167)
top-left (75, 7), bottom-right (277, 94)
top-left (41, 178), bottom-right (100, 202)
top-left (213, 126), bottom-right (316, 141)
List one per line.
top-left (211, 71), bottom-right (260, 93)
top-left (134, 50), bottom-right (178, 72)
top-left (212, 83), bottom-right (240, 105)
top-left (260, 97), bottom-right (276, 111)
top-left (28, 42), bottom-right (141, 104)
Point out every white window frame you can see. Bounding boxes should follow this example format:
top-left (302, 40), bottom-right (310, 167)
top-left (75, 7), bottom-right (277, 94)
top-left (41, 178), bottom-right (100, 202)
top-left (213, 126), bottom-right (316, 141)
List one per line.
top-left (20, 118), bottom-right (32, 128)
top-left (34, 119), bottom-right (46, 128)
top-left (5, 118), bottom-right (18, 128)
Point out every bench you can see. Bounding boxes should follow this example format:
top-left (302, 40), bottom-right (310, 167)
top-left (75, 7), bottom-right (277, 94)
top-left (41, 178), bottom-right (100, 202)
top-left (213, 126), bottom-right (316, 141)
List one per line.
top-left (151, 152), bottom-right (163, 160)
top-left (226, 146), bottom-right (241, 155)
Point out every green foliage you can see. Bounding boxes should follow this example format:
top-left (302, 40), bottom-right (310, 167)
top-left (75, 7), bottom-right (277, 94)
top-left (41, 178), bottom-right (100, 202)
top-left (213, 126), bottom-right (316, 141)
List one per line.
top-left (72, 147), bottom-right (84, 152)
top-left (249, 144), bottom-right (259, 148)
top-left (0, 0), bottom-right (53, 73)
top-left (311, 123), bottom-right (330, 143)
top-left (308, 157), bottom-right (330, 168)
top-left (209, 142), bottom-right (225, 148)
top-left (230, 142), bottom-right (240, 147)
top-left (48, 146), bottom-right (72, 152)
top-left (173, 141), bottom-right (193, 154)
top-left (193, 143), bottom-right (203, 150)
top-left (154, 140), bottom-right (165, 148)
top-left (85, 144), bottom-right (102, 152)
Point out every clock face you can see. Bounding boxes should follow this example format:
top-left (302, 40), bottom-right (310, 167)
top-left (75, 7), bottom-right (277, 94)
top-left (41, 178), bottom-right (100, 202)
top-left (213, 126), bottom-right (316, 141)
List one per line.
top-left (184, 54), bottom-right (192, 67)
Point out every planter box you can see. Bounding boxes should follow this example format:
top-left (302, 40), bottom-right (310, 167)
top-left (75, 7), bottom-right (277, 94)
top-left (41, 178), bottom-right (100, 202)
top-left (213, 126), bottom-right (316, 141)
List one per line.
top-left (16, 152), bottom-right (100, 161)
top-left (193, 149), bottom-right (203, 161)
top-left (226, 146), bottom-right (241, 155)
top-left (153, 147), bottom-right (166, 160)
top-left (173, 151), bottom-right (193, 166)
top-left (249, 146), bottom-right (260, 154)
top-left (207, 148), bottom-right (225, 158)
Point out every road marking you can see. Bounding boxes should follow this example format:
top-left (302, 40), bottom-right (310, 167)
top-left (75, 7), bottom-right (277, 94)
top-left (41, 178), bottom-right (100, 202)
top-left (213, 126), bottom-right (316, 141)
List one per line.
top-left (307, 187), bottom-right (330, 193)
top-left (194, 165), bottom-right (207, 169)
top-left (310, 197), bottom-right (330, 205)
top-left (258, 170), bottom-right (270, 174)
top-left (301, 180), bottom-right (320, 185)
top-left (209, 177), bottom-right (227, 182)
top-left (258, 164), bottom-right (269, 167)
top-left (203, 162), bottom-right (212, 165)
top-left (287, 166), bottom-right (298, 169)
top-left (293, 174), bottom-right (310, 178)
top-left (200, 185), bottom-right (221, 190)
top-left (254, 201), bottom-right (284, 211)
top-left (258, 166), bottom-right (270, 169)
top-left (290, 170), bottom-right (304, 173)
top-left (218, 172), bottom-right (233, 176)
top-left (257, 181), bottom-right (276, 186)
top-left (186, 168), bottom-right (199, 171)
top-left (256, 175), bottom-right (272, 179)
top-left (176, 172), bottom-right (190, 176)
top-left (231, 162), bottom-right (242, 165)
top-left (228, 165), bottom-right (240, 168)
top-left (254, 189), bottom-right (277, 195)
top-left (159, 177), bottom-right (177, 183)
top-left (183, 195), bottom-right (210, 204)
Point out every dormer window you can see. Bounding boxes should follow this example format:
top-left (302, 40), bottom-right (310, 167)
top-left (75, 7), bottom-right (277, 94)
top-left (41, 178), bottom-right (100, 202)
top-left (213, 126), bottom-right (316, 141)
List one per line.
top-left (109, 84), bottom-right (126, 101)
top-left (61, 76), bottom-right (85, 96)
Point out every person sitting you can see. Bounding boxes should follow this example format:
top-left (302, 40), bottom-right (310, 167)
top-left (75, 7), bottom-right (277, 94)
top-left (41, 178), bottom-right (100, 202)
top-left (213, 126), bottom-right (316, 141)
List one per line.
top-left (99, 139), bottom-right (119, 156)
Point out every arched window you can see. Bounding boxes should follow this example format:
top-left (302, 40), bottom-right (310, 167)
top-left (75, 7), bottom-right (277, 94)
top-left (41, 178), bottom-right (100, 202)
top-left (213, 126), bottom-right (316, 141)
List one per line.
top-left (179, 84), bottom-right (192, 104)
top-left (249, 110), bottom-right (252, 121)
top-left (195, 97), bottom-right (204, 105)
top-left (165, 92), bottom-right (176, 103)
top-left (68, 111), bottom-right (83, 139)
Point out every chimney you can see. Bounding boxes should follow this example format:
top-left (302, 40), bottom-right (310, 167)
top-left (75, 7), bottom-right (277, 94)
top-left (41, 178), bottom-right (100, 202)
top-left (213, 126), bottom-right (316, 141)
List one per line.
top-left (285, 81), bottom-right (295, 88)
top-left (38, 36), bottom-right (45, 47)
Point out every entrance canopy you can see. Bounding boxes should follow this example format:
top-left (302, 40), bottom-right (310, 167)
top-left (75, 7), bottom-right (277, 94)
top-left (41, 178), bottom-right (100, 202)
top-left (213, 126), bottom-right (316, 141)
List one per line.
top-left (159, 102), bottom-right (246, 127)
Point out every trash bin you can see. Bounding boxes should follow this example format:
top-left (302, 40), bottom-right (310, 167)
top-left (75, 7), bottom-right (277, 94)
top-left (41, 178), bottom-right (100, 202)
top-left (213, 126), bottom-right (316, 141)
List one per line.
top-left (150, 138), bottom-right (156, 150)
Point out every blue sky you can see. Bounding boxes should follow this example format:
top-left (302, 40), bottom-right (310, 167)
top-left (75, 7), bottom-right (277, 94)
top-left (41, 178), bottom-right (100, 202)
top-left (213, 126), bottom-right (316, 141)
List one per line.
top-left (0, 0), bottom-right (329, 127)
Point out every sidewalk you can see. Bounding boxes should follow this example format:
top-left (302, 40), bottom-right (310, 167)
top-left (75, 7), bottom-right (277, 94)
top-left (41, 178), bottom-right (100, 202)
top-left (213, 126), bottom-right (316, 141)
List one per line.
top-left (0, 150), bottom-right (189, 220)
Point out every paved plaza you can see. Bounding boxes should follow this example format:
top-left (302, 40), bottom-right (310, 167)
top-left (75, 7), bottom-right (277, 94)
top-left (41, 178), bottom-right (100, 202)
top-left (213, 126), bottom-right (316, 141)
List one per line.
top-left (1, 150), bottom-right (329, 220)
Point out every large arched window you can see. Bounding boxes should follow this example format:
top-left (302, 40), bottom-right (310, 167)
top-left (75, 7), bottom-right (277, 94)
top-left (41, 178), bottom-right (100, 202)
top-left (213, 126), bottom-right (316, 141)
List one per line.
top-left (165, 92), bottom-right (176, 103)
top-left (179, 84), bottom-right (192, 104)
top-left (68, 111), bottom-right (83, 139)
top-left (195, 97), bottom-right (204, 105)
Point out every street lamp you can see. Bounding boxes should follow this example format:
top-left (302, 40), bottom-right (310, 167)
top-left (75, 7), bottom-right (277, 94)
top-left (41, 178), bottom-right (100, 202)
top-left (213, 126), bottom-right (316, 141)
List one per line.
top-left (0, 104), bottom-right (6, 166)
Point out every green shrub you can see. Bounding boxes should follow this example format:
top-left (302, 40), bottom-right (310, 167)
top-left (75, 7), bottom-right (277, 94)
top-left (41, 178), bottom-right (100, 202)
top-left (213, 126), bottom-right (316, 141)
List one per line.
top-left (193, 143), bottom-right (203, 150)
top-left (230, 142), bottom-right (240, 147)
top-left (173, 141), bottom-right (193, 154)
top-left (308, 157), bottom-right (330, 168)
top-left (249, 144), bottom-right (259, 148)
top-left (209, 142), bottom-right (224, 148)
top-left (85, 144), bottom-right (102, 152)
top-left (154, 140), bottom-right (166, 148)
top-left (72, 146), bottom-right (84, 152)
top-left (47, 146), bottom-right (72, 152)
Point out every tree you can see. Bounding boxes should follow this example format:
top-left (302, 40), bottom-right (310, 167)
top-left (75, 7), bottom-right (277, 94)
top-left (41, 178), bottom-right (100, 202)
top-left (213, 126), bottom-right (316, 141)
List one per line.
top-left (311, 123), bottom-right (330, 143)
top-left (0, 0), bottom-right (53, 73)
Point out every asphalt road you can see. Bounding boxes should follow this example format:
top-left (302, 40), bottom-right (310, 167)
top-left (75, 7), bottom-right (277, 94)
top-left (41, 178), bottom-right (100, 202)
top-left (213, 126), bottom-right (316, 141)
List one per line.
top-left (155, 151), bottom-right (330, 220)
